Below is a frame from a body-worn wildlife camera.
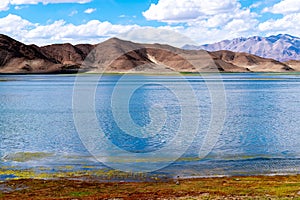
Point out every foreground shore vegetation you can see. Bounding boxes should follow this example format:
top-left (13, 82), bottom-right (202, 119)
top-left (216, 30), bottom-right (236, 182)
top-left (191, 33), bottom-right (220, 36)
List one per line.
top-left (0, 175), bottom-right (299, 199)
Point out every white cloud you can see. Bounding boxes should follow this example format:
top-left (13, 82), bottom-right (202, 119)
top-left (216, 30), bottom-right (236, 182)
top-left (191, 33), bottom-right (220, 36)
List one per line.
top-left (143, 0), bottom-right (241, 22)
top-left (141, 0), bottom-right (259, 44)
top-left (84, 8), bottom-right (96, 14)
top-left (263, 0), bottom-right (300, 14)
top-left (10, 0), bottom-right (91, 5)
top-left (0, 0), bottom-right (10, 11)
top-left (69, 10), bottom-right (78, 16)
top-left (0, 14), bottom-right (138, 45)
top-left (141, 0), bottom-right (300, 45)
top-left (249, 2), bottom-right (262, 9)
top-left (14, 5), bottom-right (22, 9)
top-left (0, 14), bottom-right (34, 37)
top-left (0, 14), bottom-right (197, 47)
top-left (0, 0), bottom-right (91, 11)
top-left (4, 0), bottom-right (300, 48)
top-left (118, 27), bottom-right (198, 47)
top-left (258, 13), bottom-right (300, 37)
top-left (180, 18), bottom-right (259, 45)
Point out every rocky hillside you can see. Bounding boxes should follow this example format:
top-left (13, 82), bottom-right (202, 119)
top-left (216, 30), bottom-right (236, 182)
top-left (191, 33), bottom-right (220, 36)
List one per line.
top-left (0, 34), bottom-right (298, 73)
top-left (183, 34), bottom-right (300, 62)
top-left (0, 34), bottom-right (58, 73)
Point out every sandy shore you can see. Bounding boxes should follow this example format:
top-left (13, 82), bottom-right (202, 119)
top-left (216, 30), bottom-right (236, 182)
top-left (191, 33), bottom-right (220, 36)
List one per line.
top-left (0, 174), bottom-right (299, 199)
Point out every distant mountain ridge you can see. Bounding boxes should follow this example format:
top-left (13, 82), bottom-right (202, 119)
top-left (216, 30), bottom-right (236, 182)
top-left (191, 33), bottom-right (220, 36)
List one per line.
top-left (183, 34), bottom-right (300, 62)
top-left (0, 34), bottom-right (299, 73)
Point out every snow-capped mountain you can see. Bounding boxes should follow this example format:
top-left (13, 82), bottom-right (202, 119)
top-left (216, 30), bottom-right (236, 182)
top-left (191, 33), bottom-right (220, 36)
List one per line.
top-left (183, 34), bottom-right (300, 62)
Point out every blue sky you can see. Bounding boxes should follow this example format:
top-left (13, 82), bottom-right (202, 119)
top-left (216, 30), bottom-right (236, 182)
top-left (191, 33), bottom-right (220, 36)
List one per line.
top-left (0, 0), bottom-right (299, 46)
top-left (0, 0), bottom-right (161, 26)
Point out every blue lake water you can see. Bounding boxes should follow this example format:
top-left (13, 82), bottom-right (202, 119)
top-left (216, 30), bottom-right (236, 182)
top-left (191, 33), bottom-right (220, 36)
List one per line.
top-left (0, 73), bottom-right (299, 178)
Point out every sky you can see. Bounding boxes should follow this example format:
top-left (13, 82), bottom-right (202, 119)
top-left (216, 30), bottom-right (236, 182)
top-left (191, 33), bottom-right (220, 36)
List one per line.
top-left (0, 0), bottom-right (299, 46)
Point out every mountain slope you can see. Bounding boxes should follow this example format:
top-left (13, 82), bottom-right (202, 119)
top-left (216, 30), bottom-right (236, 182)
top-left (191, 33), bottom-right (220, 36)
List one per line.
top-left (209, 50), bottom-right (292, 72)
top-left (0, 34), bottom-right (83, 73)
top-left (75, 38), bottom-right (289, 73)
top-left (0, 34), bottom-right (58, 73)
top-left (0, 34), bottom-right (296, 73)
top-left (183, 34), bottom-right (300, 62)
top-left (284, 60), bottom-right (300, 71)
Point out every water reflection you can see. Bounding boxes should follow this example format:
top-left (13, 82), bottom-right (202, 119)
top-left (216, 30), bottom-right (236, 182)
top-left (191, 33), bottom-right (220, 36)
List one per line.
top-left (96, 76), bottom-right (181, 153)
top-left (212, 79), bottom-right (300, 160)
top-left (0, 74), bottom-right (299, 177)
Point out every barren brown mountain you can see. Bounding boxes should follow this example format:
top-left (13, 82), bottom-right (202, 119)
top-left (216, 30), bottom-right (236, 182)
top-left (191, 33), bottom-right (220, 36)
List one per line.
top-left (0, 34), bottom-right (57, 73)
top-left (210, 50), bottom-right (293, 72)
top-left (0, 34), bottom-right (297, 73)
top-left (284, 60), bottom-right (300, 71)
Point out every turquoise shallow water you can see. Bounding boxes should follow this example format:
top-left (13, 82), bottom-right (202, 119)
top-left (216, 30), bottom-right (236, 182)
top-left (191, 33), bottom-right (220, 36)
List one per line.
top-left (0, 73), bottom-right (299, 178)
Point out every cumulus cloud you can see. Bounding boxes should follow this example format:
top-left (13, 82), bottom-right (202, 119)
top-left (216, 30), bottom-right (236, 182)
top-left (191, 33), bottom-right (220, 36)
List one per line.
top-left (118, 27), bottom-right (198, 47)
top-left (84, 8), bottom-right (96, 14)
top-left (249, 2), bottom-right (262, 9)
top-left (258, 13), bottom-right (300, 36)
top-left (180, 19), bottom-right (259, 45)
top-left (263, 0), bottom-right (300, 14)
top-left (0, 14), bottom-right (198, 47)
top-left (10, 0), bottom-right (91, 5)
top-left (4, 0), bottom-right (299, 47)
top-left (0, 14), bottom-right (138, 45)
top-left (0, 0), bottom-right (91, 11)
top-left (143, 0), bottom-right (241, 22)
top-left (14, 5), bottom-right (22, 10)
top-left (141, 0), bottom-right (259, 44)
top-left (0, 0), bottom-right (10, 11)
top-left (0, 14), bottom-right (34, 37)
top-left (258, 0), bottom-right (300, 38)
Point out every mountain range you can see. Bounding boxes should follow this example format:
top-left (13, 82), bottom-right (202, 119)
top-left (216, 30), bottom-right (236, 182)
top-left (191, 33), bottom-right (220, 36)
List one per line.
top-left (183, 34), bottom-right (300, 62)
top-left (0, 34), bottom-right (299, 73)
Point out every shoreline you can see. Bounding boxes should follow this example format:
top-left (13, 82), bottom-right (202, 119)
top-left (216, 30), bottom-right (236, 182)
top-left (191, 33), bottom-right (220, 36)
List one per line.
top-left (1, 71), bottom-right (300, 75)
top-left (0, 174), bottom-right (299, 199)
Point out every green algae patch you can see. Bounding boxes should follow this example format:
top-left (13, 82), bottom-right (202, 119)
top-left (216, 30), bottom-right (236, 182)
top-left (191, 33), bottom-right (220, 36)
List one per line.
top-left (0, 169), bottom-right (36, 180)
top-left (0, 166), bottom-right (152, 182)
top-left (82, 165), bottom-right (96, 169)
top-left (57, 165), bottom-right (75, 171)
top-left (2, 152), bottom-right (54, 162)
top-left (69, 191), bottom-right (93, 197)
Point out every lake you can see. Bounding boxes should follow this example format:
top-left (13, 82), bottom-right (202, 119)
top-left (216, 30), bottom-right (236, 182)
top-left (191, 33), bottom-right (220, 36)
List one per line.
top-left (0, 73), bottom-right (299, 180)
